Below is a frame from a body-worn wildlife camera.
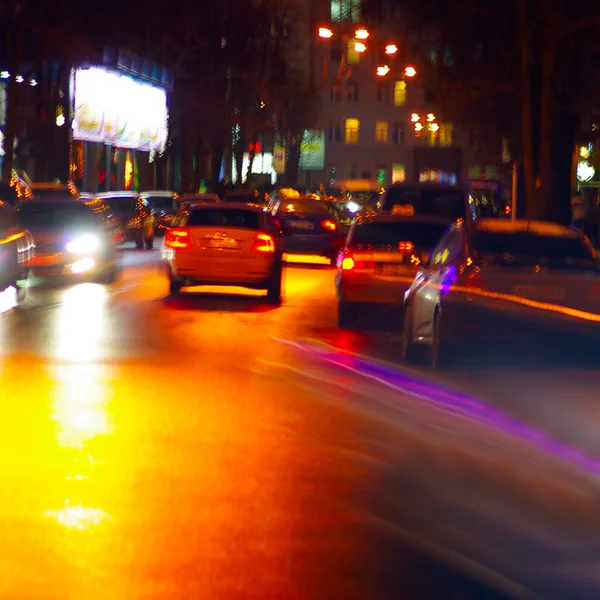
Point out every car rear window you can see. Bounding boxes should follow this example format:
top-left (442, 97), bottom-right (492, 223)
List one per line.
top-left (102, 197), bottom-right (139, 211)
top-left (187, 208), bottom-right (260, 229)
top-left (382, 188), bottom-right (466, 220)
top-left (351, 221), bottom-right (449, 249)
top-left (279, 199), bottom-right (331, 215)
top-left (144, 196), bottom-right (175, 210)
top-left (16, 202), bottom-right (99, 228)
top-left (472, 231), bottom-right (596, 266)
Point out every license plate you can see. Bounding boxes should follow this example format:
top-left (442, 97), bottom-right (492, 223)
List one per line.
top-left (289, 220), bottom-right (314, 230)
top-left (512, 285), bottom-right (566, 300)
top-left (206, 238), bottom-right (239, 249)
top-left (377, 264), bottom-right (413, 276)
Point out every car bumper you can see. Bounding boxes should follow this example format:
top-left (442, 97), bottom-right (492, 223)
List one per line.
top-left (337, 272), bottom-right (416, 304)
top-left (282, 234), bottom-right (340, 256)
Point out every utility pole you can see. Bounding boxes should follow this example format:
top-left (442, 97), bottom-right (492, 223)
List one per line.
top-left (1, 0), bottom-right (24, 182)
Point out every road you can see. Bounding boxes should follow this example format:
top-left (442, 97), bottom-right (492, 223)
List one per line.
top-left (1, 247), bottom-right (599, 599)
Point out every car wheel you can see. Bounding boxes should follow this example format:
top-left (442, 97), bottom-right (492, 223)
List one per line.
top-left (401, 303), bottom-right (424, 364)
top-left (266, 267), bottom-right (282, 304)
top-left (169, 278), bottom-right (183, 296)
top-left (338, 301), bottom-right (358, 328)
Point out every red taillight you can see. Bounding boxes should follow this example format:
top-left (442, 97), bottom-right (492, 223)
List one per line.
top-left (340, 250), bottom-right (374, 272)
top-left (252, 232), bottom-right (276, 253)
top-left (398, 241), bottom-right (414, 253)
top-left (322, 219), bottom-right (337, 231)
top-left (165, 228), bottom-right (191, 249)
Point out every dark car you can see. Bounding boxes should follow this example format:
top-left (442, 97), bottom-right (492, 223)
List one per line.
top-left (269, 195), bottom-right (343, 263)
top-left (139, 190), bottom-right (181, 236)
top-left (96, 192), bottom-right (155, 249)
top-left (223, 189), bottom-right (267, 207)
top-left (15, 199), bottom-right (119, 282)
top-left (0, 200), bottom-right (34, 306)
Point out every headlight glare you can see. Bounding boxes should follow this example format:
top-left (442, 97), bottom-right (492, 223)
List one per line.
top-left (65, 235), bottom-right (100, 254)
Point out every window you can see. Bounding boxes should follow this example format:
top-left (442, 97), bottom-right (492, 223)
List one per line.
top-left (328, 121), bottom-right (341, 143)
top-left (394, 81), bottom-right (407, 106)
top-left (347, 83), bottom-right (359, 102)
top-left (440, 123), bottom-right (453, 146)
top-left (345, 118), bottom-right (360, 144)
top-left (376, 84), bottom-right (389, 103)
top-left (331, 0), bottom-right (361, 22)
top-left (329, 89), bottom-right (341, 103)
top-left (392, 122), bottom-right (404, 145)
top-left (347, 40), bottom-right (360, 64)
top-left (375, 121), bottom-right (389, 143)
top-left (187, 208), bottom-right (259, 229)
top-left (392, 163), bottom-right (405, 183)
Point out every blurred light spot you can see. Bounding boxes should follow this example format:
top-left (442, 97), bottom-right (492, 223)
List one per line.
top-left (0, 285), bottom-right (17, 313)
top-left (44, 504), bottom-right (110, 530)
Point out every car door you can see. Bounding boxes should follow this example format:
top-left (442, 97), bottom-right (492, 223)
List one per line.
top-left (412, 226), bottom-right (465, 340)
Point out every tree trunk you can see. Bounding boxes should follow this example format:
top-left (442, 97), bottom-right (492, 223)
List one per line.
top-left (284, 135), bottom-right (301, 186)
top-left (518, 0), bottom-right (537, 219)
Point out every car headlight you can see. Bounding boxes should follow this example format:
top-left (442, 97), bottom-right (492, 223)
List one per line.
top-left (65, 234), bottom-right (100, 254)
top-left (346, 201), bottom-right (361, 214)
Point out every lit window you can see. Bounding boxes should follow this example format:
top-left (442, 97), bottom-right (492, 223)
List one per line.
top-left (347, 40), bottom-right (359, 64)
top-left (392, 163), bottom-right (405, 183)
top-left (440, 123), bottom-right (453, 146)
top-left (331, 0), bottom-right (361, 22)
top-left (375, 121), bottom-right (389, 143)
top-left (345, 118), bottom-right (360, 144)
top-left (394, 81), bottom-right (406, 106)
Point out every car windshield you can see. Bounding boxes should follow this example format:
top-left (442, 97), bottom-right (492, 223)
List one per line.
top-left (187, 208), bottom-right (259, 229)
top-left (102, 197), bottom-right (139, 211)
top-left (472, 231), bottom-right (596, 268)
top-left (279, 199), bottom-right (331, 215)
top-left (351, 221), bottom-right (449, 249)
top-left (382, 187), bottom-right (466, 220)
top-left (16, 202), bottom-right (99, 228)
top-left (144, 196), bottom-right (175, 210)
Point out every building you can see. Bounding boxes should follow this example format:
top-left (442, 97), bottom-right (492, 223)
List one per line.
top-left (294, 0), bottom-right (504, 188)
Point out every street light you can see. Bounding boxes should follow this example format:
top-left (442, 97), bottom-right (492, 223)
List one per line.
top-left (376, 65), bottom-right (390, 77)
top-left (414, 123), bottom-right (423, 132)
top-left (410, 113), bottom-right (420, 122)
top-left (404, 66), bottom-right (417, 78)
top-left (430, 123), bottom-right (440, 132)
top-left (355, 28), bottom-right (370, 40)
top-left (354, 41), bottom-right (367, 53)
top-left (318, 27), bottom-right (334, 39)
top-left (426, 113), bottom-right (436, 122)
top-left (385, 44), bottom-right (398, 55)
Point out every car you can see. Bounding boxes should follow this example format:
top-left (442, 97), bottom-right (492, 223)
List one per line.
top-left (30, 182), bottom-right (79, 200)
top-left (335, 214), bottom-right (453, 327)
top-left (15, 199), bottom-right (119, 282)
top-left (162, 202), bottom-right (283, 303)
top-left (402, 219), bottom-right (600, 368)
top-left (179, 193), bottom-right (220, 214)
top-left (223, 189), bottom-right (268, 206)
top-left (268, 194), bottom-right (343, 263)
top-left (95, 191), bottom-right (155, 249)
top-left (139, 190), bottom-right (181, 236)
top-left (0, 200), bottom-right (34, 307)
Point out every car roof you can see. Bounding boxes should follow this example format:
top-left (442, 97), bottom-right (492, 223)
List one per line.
top-left (224, 189), bottom-right (258, 196)
top-left (358, 214), bottom-right (456, 226)
top-left (96, 191), bottom-right (138, 199)
top-left (139, 190), bottom-right (177, 196)
top-left (16, 198), bottom-right (85, 208)
top-left (474, 219), bottom-right (578, 238)
top-left (186, 201), bottom-right (265, 212)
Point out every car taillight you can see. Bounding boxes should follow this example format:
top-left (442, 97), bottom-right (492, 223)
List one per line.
top-left (165, 228), bottom-right (191, 249)
top-left (322, 219), bottom-right (337, 231)
top-left (340, 250), bottom-right (374, 272)
top-left (252, 232), bottom-right (276, 253)
top-left (398, 241), bottom-right (414, 253)
top-left (341, 256), bottom-right (355, 270)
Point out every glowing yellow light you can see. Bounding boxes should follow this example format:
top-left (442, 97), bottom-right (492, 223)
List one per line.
top-left (404, 66), bottom-right (417, 78)
top-left (124, 156), bottom-right (133, 189)
top-left (354, 41), bottom-right (367, 53)
top-left (410, 113), bottom-right (420, 122)
top-left (376, 65), bottom-right (390, 77)
top-left (355, 29), bottom-right (369, 40)
top-left (414, 123), bottom-right (424, 131)
top-left (580, 146), bottom-right (590, 159)
top-left (318, 27), bottom-right (334, 39)
top-left (44, 504), bottom-right (111, 530)
top-left (385, 44), bottom-right (398, 55)
top-left (430, 123), bottom-right (440, 132)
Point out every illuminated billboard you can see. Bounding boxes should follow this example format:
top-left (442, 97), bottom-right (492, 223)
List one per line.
top-left (72, 67), bottom-right (168, 152)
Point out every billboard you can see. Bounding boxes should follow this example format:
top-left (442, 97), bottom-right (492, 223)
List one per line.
top-left (72, 67), bottom-right (168, 152)
top-left (299, 130), bottom-right (325, 171)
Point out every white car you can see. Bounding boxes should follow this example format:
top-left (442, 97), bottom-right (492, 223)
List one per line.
top-left (402, 219), bottom-right (600, 367)
top-left (162, 202), bottom-right (284, 303)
